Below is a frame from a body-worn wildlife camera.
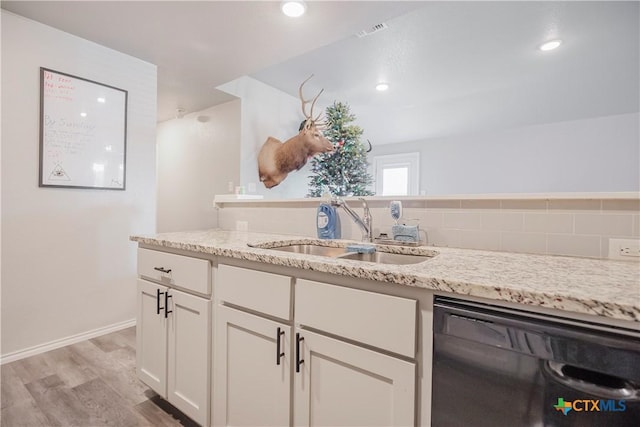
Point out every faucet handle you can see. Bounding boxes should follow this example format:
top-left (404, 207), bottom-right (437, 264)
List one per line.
top-left (359, 198), bottom-right (371, 215)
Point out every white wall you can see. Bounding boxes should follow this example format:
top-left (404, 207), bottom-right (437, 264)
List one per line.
top-left (217, 76), bottom-right (312, 199)
top-left (370, 113), bottom-right (640, 195)
top-left (156, 101), bottom-right (240, 232)
top-left (1, 12), bottom-right (157, 359)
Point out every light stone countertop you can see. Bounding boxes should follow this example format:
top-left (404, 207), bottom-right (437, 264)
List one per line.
top-left (131, 229), bottom-right (640, 324)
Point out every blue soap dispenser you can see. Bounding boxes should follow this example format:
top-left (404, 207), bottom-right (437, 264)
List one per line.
top-left (317, 203), bottom-right (341, 239)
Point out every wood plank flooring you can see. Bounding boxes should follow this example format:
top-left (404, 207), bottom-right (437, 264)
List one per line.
top-left (1, 327), bottom-right (198, 427)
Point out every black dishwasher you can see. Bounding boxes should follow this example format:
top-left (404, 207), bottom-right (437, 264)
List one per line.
top-left (432, 297), bottom-right (640, 426)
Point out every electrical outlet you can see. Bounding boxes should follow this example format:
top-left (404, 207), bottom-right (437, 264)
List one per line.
top-left (228, 181), bottom-right (234, 193)
top-left (621, 246), bottom-right (640, 257)
top-left (235, 220), bottom-right (248, 232)
top-left (609, 238), bottom-right (640, 260)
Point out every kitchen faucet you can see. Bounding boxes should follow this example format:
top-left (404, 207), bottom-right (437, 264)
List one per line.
top-left (331, 196), bottom-right (373, 242)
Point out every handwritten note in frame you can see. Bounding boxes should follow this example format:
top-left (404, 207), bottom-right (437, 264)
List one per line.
top-left (40, 68), bottom-right (128, 190)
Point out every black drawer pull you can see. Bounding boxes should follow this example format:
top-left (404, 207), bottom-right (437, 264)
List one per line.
top-left (156, 288), bottom-right (165, 315)
top-left (164, 292), bottom-right (173, 318)
top-left (296, 333), bottom-right (304, 373)
top-left (153, 267), bottom-right (172, 274)
top-left (276, 327), bottom-right (285, 365)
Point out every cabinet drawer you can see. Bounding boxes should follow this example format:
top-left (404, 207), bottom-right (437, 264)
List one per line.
top-left (137, 248), bottom-right (210, 295)
top-left (217, 265), bottom-right (292, 320)
top-left (296, 279), bottom-right (416, 358)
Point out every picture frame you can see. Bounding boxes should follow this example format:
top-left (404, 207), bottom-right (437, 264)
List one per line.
top-left (39, 67), bottom-right (128, 190)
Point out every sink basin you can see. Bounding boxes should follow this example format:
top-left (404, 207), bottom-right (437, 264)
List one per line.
top-left (268, 244), bottom-right (348, 257)
top-left (338, 251), bottom-right (431, 265)
top-left (261, 242), bottom-right (436, 265)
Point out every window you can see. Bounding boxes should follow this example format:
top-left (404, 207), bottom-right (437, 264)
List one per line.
top-left (373, 153), bottom-right (420, 196)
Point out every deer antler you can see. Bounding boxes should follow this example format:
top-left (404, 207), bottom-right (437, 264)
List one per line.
top-left (299, 74), bottom-right (324, 129)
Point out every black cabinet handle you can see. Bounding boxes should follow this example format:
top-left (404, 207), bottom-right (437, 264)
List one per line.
top-left (164, 292), bottom-right (173, 318)
top-left (156, 288), bottom-right (165, 315)
top-left (276, 328), bottom-right (285, 366)
top-left (295, 333), bottom-right (304, 373)
top-left (153, 267), bottom-right (172, 274)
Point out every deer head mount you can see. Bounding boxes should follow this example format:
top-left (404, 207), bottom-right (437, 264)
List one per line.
top-left (258, 75), bottom-right (334, 189)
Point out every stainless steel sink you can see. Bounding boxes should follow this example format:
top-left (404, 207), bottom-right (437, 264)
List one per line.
top-left (267, 244), bottom-right (348, 257)
top-left (338, 251), bottom-right (431, 265)
top-left (262, 243), bottom-right (435, 265)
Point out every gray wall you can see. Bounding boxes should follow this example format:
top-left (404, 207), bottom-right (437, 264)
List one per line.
top-left (369, 113), bottom-right (640, 195)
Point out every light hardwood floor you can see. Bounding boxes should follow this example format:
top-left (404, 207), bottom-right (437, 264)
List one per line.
top-left (1, 327), bottom-right (198, 427)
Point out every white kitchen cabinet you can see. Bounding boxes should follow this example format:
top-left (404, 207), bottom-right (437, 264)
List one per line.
top-left (136, 248), bottom-right (211, 427)
top-left (293, 329), bottom-right (415, 427)
top-left (294, 279), bottom-right (416, 427)
top-left (213, 305), bottom-right (291, 427)
top-left (213, 266), bottom-right (417, 427)
top-left (136, 279), bottom-right (168, 394)
top-left (167, 288), bottom-right (210, 425)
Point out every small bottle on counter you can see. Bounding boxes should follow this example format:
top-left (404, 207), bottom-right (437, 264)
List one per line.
top-left (317, 203), bottom-right (340, 239)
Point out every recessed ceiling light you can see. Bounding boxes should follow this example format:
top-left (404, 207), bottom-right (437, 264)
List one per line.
top-left (539, 39), bottom-right (562, 51)
top-left (281, 1), bottom-right (306, 18)
top-left (376, 82), bottom-right (389, 92)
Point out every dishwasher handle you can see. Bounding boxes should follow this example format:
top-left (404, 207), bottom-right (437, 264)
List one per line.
top-left (437, 313), bottom-right (515, 349)
top-left (545, 361), bottom-right (640, 401)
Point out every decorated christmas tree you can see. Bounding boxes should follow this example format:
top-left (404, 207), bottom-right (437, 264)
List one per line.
top-left (307, 102), bottom-right (374, 197)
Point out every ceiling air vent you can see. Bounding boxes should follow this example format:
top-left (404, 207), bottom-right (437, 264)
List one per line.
top-left (356, 23), bottom-right (388, 38)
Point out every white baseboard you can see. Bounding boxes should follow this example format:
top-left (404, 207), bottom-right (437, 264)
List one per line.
top-left (0, 318), bottom-right (137, 365)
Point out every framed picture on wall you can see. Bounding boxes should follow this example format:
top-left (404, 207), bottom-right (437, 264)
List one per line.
top-left (39, 67), bottom-right (128, 190)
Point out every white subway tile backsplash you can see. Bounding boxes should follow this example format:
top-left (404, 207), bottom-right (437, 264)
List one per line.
top-left (425, 200), bottom-right (461, 209)
top-left (602, 199), bottom-right (640, 212)
top-left (461, 200), bottom-right (500, 209)
top-left (426, 228), bottom-right (460, 247)
top-left (392, 200), bottom-right (424, 209)
top-left (443, 212), bottom-right (483, 230)
top-left (500, 199), bottom-right (547, 210)
top-left (524, 213), bottom-right (574, 234)
top-left (401, 208), bottom-right (425, 225)
top-left (547, 234), bottom-right (601, 258)
top-left (458, 230), bottom-right (501, 251)
top-left (418, 228), bottom-right (429, 244)
top-left (574, 214), bottom-right (633, 236)
top-left (409, 210), bottom-right (444, 231)
top-left (600, 237), bottom-right (611, 259)
top-left (482, 212), bottom-right (523, 231)
top-left (501, 232), bottom-right (547, 255)
top-left (548, 199), bottom-right (601, 211)
top-left (217, 196), bottom-right (640, 259)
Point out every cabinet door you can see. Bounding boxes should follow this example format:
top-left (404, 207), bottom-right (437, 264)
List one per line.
top-left (213, 305), bottom-right (291, 427)
top-left (136, 279), bottom-right (168, 397)
top-left (294, 329), bottom-right (415, 427)
top-left (167, 288), bottom-right (210, 426)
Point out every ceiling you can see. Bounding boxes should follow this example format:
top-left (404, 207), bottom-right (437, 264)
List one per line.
top-left (2, 1), bottom-right (639, 145)
top-left (251, 1), bottom-right (640, 144)
top-left (1, 0), bottom-right (420, 122)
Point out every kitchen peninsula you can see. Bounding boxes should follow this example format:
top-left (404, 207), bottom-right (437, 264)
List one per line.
top-left (130, 229), bottom-right (639, 427)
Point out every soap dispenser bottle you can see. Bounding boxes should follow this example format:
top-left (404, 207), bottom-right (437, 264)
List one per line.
top-left (317, 203), bottom-right (341, 239)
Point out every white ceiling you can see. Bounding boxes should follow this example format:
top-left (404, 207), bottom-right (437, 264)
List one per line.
top-left (252, 1), bottom-right (640, 144)
top-left (3, 1), bottom-right (639, 145)
top-left (1, 0), bottom-right (420, 122)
